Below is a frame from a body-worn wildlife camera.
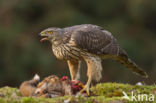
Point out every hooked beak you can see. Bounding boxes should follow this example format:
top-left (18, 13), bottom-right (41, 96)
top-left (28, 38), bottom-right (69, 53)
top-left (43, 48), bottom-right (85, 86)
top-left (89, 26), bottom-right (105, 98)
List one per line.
top-left (39, 32), bottom-right (49, 42)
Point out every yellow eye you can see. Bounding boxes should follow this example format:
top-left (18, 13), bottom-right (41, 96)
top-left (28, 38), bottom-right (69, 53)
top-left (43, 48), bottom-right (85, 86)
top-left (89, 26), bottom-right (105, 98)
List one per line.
top-left (48, 31), bottom-right (53, 34)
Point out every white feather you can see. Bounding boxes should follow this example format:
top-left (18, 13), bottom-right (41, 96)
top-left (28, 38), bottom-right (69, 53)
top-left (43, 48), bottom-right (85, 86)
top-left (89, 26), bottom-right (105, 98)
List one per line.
top-left (33, 74), bottom-right (40, 81)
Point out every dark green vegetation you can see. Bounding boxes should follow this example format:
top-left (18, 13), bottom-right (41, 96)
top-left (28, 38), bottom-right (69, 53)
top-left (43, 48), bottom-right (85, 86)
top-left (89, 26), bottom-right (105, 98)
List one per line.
top-left (0, 83), bottom-right (155, 103)
top-left (0, 0), bottom-right (156, 87)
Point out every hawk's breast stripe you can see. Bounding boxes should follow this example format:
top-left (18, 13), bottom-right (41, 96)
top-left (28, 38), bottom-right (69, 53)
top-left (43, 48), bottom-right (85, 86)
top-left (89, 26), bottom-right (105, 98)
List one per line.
top-left (62, 45), bottom-right (80, 60)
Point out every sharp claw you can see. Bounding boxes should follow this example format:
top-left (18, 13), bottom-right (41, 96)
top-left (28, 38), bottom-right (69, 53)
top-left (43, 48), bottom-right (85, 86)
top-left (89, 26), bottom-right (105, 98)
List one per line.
top-left (79, 85), bottom-right (90, 95)
top-left (78, 76), bottom-right (92, 96)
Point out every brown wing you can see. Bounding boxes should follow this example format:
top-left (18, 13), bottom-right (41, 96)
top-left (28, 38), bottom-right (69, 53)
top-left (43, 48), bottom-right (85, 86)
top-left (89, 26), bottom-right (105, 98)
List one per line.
top-left (70, 26), bottom-right (120, 55)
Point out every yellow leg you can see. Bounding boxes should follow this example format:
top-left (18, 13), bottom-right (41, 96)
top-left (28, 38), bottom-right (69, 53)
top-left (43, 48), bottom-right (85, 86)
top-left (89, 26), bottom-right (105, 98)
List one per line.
top-left (67, 60), bottom-right (81, 81)
top-left (79, 76), bottom-right (92, 95)
top-left (79, 56), bottom-right (102, 95)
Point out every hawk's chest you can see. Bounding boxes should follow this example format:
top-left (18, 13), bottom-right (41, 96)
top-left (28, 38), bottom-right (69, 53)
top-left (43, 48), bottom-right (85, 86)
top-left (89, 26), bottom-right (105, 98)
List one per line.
top-left (52, 44), bottom-right (82, 60)
top-left (52, 45), bottom-right (66, 60)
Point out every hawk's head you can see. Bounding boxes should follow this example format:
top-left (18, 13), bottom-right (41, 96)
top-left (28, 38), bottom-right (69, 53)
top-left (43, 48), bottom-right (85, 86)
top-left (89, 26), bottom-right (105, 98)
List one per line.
top-left (39, 27), bottom-right (62, 43)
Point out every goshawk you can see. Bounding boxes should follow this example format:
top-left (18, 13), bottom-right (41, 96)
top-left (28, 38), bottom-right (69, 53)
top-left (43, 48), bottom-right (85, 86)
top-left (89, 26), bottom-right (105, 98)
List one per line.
top-left (39, 24), bottom-right (148, 94)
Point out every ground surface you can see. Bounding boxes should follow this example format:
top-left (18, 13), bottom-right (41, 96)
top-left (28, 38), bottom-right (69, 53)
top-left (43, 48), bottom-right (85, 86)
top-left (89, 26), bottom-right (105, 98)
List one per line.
top-left (0, 83), bottom-right (155, 103)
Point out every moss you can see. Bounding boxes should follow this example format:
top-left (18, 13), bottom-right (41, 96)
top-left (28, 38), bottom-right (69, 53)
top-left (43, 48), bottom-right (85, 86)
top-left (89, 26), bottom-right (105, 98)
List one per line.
top-left (91, 82), bottom-right (156, 98)
top-left (0, 83), bottom-right (155, 103)
top-left (0, 86), bottom-right (21, 97)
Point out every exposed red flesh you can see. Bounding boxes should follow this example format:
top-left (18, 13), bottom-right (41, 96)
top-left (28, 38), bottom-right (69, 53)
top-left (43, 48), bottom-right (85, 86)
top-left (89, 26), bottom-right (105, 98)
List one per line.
top-left (60, 76), bottom-right (84, 94)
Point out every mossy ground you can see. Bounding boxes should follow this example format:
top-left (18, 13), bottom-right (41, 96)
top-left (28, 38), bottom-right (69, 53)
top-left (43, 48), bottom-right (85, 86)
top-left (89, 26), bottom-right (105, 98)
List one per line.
top-left (0, 83), bottom-right (155, 103)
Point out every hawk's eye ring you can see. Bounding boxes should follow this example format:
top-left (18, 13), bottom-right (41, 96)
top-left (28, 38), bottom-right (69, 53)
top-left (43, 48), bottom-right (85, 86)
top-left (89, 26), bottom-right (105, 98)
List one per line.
top-left (48, 31), bottom-right (53, 34)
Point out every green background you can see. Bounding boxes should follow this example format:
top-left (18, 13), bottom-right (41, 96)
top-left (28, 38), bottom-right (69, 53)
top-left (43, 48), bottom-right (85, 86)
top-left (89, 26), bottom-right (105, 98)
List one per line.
top-left (0, 0), bottom-right (155, 87)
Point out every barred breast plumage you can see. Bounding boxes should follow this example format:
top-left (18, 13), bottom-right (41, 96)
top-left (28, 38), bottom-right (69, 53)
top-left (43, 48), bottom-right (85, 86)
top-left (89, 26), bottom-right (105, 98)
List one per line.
top-left (52, 43), bottom-right (83, 61)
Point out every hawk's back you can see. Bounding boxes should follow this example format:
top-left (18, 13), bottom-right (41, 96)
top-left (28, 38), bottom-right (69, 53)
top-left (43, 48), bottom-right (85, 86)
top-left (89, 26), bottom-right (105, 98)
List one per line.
top-left (62, 24), bottom-right (125, 57)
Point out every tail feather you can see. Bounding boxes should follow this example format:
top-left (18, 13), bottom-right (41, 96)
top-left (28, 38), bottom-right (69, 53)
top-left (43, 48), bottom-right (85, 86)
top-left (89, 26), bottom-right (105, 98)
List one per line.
top-left (114, 49), bottom-right (148, 78)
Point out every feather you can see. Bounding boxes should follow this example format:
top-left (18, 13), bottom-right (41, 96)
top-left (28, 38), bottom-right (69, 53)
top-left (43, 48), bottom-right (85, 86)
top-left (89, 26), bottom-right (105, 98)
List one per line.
top-left (69, 24), bottom-right (120, 56)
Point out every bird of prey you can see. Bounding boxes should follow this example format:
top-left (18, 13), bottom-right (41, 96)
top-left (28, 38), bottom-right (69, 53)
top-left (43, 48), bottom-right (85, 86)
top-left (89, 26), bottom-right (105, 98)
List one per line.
top-left (39, 24), bottom-right (148, 95)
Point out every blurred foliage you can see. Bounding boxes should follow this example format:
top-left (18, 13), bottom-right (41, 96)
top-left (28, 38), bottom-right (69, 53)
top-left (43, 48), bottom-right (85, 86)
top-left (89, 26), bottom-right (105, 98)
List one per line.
top-left (0, 0), bottom-right (156, 87)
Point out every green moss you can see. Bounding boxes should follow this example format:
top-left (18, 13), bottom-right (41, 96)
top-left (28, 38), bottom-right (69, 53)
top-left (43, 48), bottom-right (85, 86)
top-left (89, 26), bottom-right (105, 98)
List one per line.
top-left (91, 82), bottom-right (156, 97)
top-left (0, 86), bottom-right (21, 97)
top-left (0, 83), bottom-right (155, 103)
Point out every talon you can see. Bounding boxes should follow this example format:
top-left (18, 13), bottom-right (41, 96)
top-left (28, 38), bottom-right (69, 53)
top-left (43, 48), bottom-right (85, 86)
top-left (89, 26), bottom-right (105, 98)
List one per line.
top-left (79, 85), bottom-right (90, 95)
top-left (78, 76), bottom-right (92, 96)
